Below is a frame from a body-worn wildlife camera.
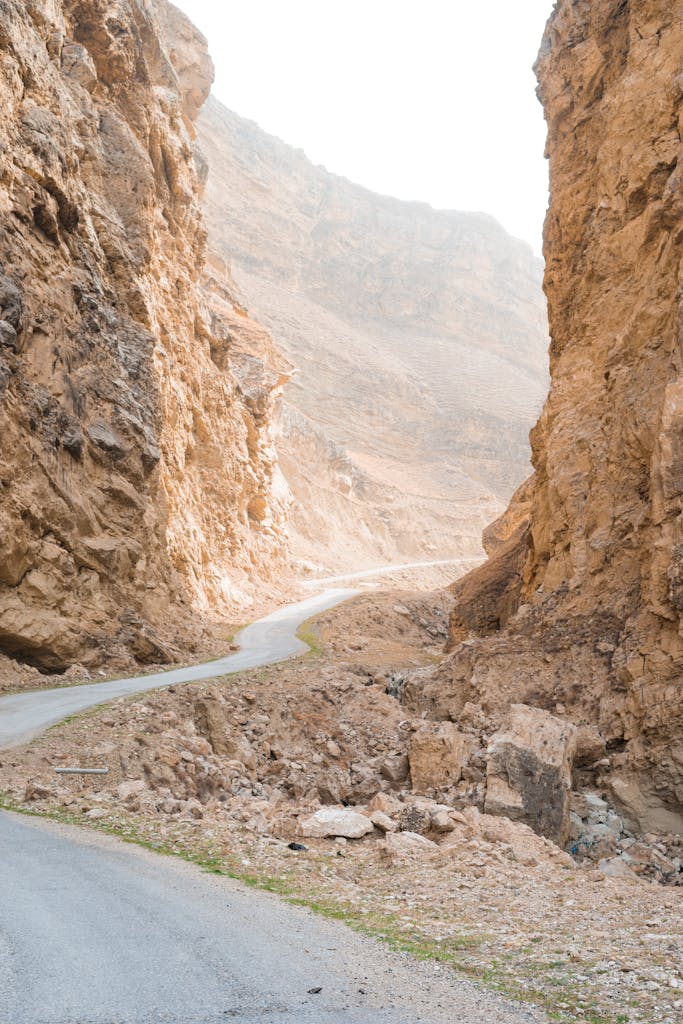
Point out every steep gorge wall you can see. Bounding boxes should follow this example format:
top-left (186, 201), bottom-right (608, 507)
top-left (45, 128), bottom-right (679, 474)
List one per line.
top-left (409, 0), bottom-right (683, 833)
top-left (0, 0), bottom-right (288, 672)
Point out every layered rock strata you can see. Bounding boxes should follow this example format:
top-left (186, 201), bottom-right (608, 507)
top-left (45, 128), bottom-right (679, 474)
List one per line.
top-left (0, 0), bottom-right (288, 671)
top-left (407, 0), bottom-right (683, 835)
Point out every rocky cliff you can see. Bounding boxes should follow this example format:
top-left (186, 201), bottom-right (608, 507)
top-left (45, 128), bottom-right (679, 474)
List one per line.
top-left (408, 0), bottom-right (683, 836)
top-left (198, 98), bottom-right (549, 570)
top-left (0, 0), bottom-right (288, 673)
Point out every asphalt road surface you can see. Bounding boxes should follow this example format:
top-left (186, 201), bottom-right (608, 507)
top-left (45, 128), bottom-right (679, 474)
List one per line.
top-left (0, 588), bottom-right (357, 751)
top-left (0, 813), bottom-right (543, 1024)
top-left (301, 558), bottom-right (484, 587)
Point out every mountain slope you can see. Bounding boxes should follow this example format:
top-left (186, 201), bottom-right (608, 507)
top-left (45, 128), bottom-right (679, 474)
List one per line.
top-left (198, 97), bottom-right (549, 570)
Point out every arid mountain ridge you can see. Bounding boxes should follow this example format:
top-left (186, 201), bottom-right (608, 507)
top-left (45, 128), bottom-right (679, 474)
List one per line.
top-left (198, 95), bottom-right (549, 569)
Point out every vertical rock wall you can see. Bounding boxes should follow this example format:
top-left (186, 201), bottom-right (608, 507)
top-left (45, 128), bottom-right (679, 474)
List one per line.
top-left (0, 0), bottom-right (288, 671)
top-left (409, 0), bottom-right (683, 834)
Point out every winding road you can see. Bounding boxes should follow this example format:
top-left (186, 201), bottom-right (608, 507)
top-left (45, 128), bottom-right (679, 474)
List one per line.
top-left (0, 578), bottom-right (539, 1024)
top-left (302, 557), bottom-right (484, 588)
top-left (0, 587), bottom-right (357, 751)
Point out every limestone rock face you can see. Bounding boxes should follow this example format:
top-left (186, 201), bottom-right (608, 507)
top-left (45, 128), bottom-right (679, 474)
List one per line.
top-left (0, 0), bottom-right (288, 670)
top-left (408, 0), bottom-right (683, 835)
top-left (447, 476), bottom-right (534, 646)
top-left (485, 705), bottom-right (577, 846)
top-left (198, 97), bottom-right (549, 570)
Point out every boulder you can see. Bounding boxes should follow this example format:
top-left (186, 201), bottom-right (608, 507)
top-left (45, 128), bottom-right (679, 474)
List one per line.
top-left (370, 810), bottom-right (398, 833)
top-left (383, 831), bottom-right (438, 859)
top-left (485, 704), bottom-right (577, 845)
top-left (408, 722), bottom-right (473, 792)
top-left (367, 791), bottom-right (403, 815)
top-left (380, 754), bottom-right (409, 784)
top-left (194, 694), bottom-right (231, 755)
top-left (396, 805), bottom-right (432, 835)
top-left (430, 809), bottom-right (456, 833)
top-left (300, 807), bottom-right (374, 839)
top-left (597, 857), bottom-right (639, 882)
top-left (24, 782), bottom-right (54, 802)
top-left (117, 779), bottom-right (146, 801)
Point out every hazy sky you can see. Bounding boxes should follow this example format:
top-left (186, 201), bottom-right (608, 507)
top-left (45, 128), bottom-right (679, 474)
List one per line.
top-left (174, 1), bottom-right (555, 254)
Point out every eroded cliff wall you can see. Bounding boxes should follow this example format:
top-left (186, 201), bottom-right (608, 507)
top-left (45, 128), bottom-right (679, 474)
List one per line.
top-left (409, 0), bottom-right (683, 834)
top-left (0, 0), bottom-right (288, 672)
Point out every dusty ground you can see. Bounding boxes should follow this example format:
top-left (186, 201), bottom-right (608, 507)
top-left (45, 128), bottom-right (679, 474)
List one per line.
top-left (1, 589), bottom-right (681, 1024)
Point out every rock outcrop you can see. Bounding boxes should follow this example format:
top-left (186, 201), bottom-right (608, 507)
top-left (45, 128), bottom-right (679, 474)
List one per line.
top-left (197, 97), bottom-right (549, 570)
top-left (408, 0), bottom-right (683, 835)
top-left (485, 705), bottom-right (577, 846)
top-left (408, 722), bottom-right (474, 794)
top-left (0, 0), bottom-right (288, 671)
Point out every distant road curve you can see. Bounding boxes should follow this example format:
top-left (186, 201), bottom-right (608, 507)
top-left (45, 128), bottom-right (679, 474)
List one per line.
top-left (0, 588), bottom-right (357, 751)
top-left (0, 562), bottom-right (487, 749)
top-left (302, 557), bottom-right (484, 587)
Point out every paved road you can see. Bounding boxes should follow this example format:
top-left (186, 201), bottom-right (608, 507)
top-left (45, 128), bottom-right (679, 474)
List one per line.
top-left (302, 557), bottom-right (484, 587)
top-left (0, 577), bottom-right (541, 1024)
top-left (0, 813), bottom-right (542, 1024)
top-left (0, 588), bottom-right (357, 751)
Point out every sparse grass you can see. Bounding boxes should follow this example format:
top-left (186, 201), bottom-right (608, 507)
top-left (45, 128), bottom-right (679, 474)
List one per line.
top-left (296, 619), bottom-right (325, 657)
top-left (44, 701), bottom-right (111, 734)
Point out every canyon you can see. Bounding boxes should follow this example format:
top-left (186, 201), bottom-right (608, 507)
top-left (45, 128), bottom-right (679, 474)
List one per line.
top-left (197, 95), bottom-right (549, 570)
top-left (0, 0), bottom-right (550, 678)
top-left (0, 0), bottom-right (680, 868)
top-left (0, 3), bottom-right (682, 1024)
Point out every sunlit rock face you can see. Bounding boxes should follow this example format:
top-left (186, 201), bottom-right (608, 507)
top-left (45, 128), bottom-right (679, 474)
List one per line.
top-left (197, 96), bottom-right (549, 571)
top-left (0, 0), bottom-right (288, 671)
top-left (409, 0), bottom-right (683, 834)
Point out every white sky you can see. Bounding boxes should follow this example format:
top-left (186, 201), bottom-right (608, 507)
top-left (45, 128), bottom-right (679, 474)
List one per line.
top-left (174, 1), bottom-right (556, 254)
